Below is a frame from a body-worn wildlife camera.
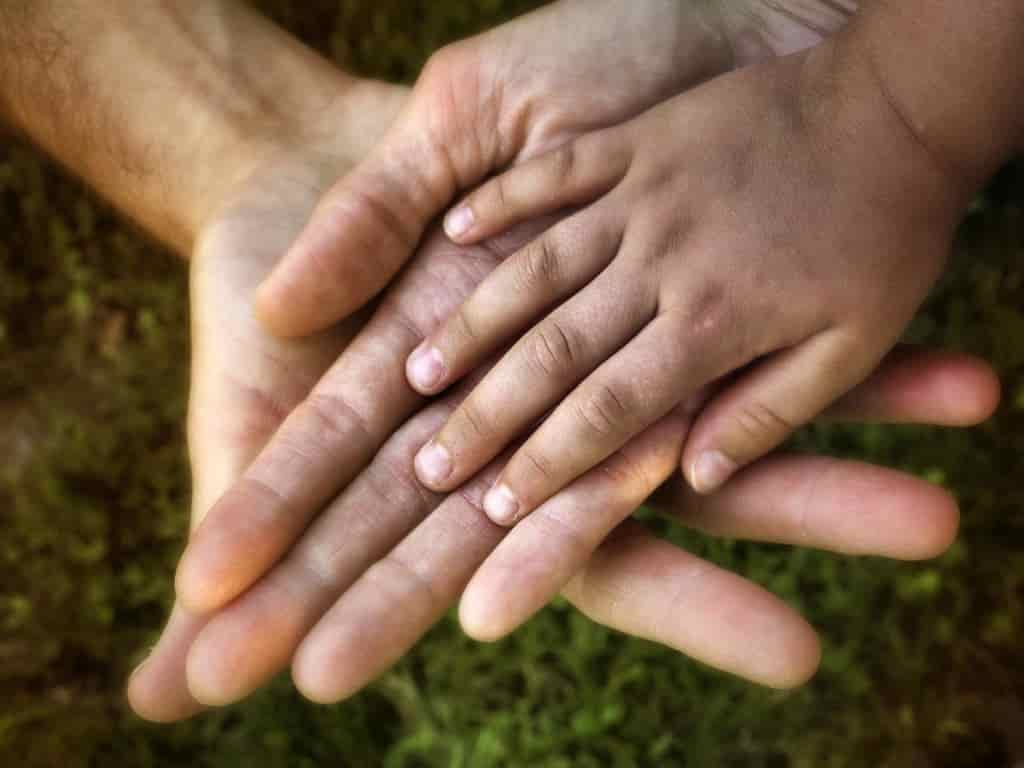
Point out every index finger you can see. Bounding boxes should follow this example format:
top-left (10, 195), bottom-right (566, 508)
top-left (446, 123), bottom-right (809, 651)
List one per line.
top-left (175, 228), bottom-right (513, 615)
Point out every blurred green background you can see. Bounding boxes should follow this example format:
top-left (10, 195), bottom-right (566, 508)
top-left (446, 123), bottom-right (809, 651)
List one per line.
top-left (1, 2), bottom-right (1022, 766)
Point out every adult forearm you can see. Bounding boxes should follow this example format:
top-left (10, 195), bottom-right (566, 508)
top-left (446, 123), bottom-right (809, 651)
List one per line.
top-left (0, 1), bottom-right (374, 254)
top-left (837, 0), bottom-right (1024, 191)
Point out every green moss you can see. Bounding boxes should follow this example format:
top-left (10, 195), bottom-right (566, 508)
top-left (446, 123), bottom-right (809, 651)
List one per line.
top-left (2, 3), bottom-right (1022, 766)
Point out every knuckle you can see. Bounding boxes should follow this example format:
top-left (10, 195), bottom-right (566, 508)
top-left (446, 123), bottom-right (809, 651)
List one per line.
top-left (300, 391), bottom-right (376, 447)
top-left (454, 396), bottom-right (493, 442)
top-left (732, 400), bottom-right (795, 453)
top-left (551, 141), bottom-right (578, 182)
top-left (454, 302), bottom-right (481, 344)
top-left (519, 447), bottom-right (557, 483)
top-left (576, 384), bottom-right (631, 438)
top-left (527, 319), bottom-right (581, 377)
top-left (370, 552), bottom-right (443, 610)
top-left (516, 237), bottom-right (562, 292)
top-left (297, 535), bottom-right (354, 591)
top-left (683, 281), bottom-right (732, 343)
top-left (597, 446), bottom-right (651, 490)
top-left (487, 173), bottom-right (509, 211)
top-left (343, 185), bottom-right (416, 253)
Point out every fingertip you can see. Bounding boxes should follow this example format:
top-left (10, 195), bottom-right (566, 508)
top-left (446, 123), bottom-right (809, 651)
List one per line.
top-left (903, 484), bottom-right (960, 561)
top-left (458, 586), bottom-right (511, 643)
top-left (184, 634), bottom-right (247, 712)
top-left (765, 624), bottom-right (822, 690)
top-left (406, 342), bottom-right (447, 394)
top-left (174, 548), bottom-right (230, 617)
top-left (251, 235), bottom-right (361, 339)
top-left (443, 204), bottom-right (476, 242)
top-left (290, 642), bottom-right (347, 706)
top-left (413, 440), bottom-right (454, 489)
top-left (184, 624), bottom-right (247, 708)
top-left (482, 484), bottom-right (521, 527)
top-left (688, 450), bottom-right (737, 495)
top-left (125, 605), bottom-right (208, 723)
top-left (949, 356), bottom-right (1001, 425)
top-left (253, 276), bottom-right (295, 338)
top-left (185, 655), bottom-right (230, 709)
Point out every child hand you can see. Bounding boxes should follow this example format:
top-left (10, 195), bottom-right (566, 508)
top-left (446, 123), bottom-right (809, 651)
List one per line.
top-left (251, 0), bottom-right (859, 338)
top-left (407, 44), bottom-right (969, 525)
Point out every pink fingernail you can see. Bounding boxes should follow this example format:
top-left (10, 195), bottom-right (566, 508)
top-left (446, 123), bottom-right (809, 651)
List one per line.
top-left (691, 451), bottom-right (737, 494)
top-left (483, 484), bottom-right (520, 526)
top-left (415, 440), bottom-right (453, 486)
top-left (407, 342), bottom-right (445, 391)
top-left (444, 205), bottom-right (475, 240)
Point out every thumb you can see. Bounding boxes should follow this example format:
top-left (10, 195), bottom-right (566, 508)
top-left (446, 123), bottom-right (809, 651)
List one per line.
top-left (255, 49), bottom-right (501, 338)
top-left (683, 330), bottom-right (880, 494)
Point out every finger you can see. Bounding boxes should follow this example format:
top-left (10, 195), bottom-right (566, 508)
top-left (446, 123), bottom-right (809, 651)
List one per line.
top-left (823, 345), bottom-right (1001, 425)
top-left (683, 329), bottom-right (878, 495)
top-left (459, 405), bottom-right (694, 641)
top-left (184, 402), bottom-right (450, 706)
top-left (125, 604), bottom-right (207, 722)
top-left (482, 313), bottom-right (742, 526)
top-left (285, 344), bottom-right (987, 702)
top-left (655, 454), bottom-right (960, 560)
top-left (175, 339), bottom-right (415, 615)
top-left (175, 226), bottom-right (513, 616)
top-left (459, 348), bottom-right (995, 639)
top-left (413, 265), bottom-right (654, 494)
top-left (254, 135), bottom-right (443, 336)
top-left (443, 131), bottom-right (631, 244)
top-left (561, 522), bottom-right (822, 689)
top-left (407, 208), bottom-right (621, 395)
top-left (290, 462), bottom-right (508, 704)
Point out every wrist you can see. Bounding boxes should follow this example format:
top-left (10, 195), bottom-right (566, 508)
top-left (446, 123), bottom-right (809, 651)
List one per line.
top-left (146, 6), bottom-right (406, 255)
top-left (189, 71), bottom-right (408, 252)
top-left (0, 1), bottom-right (406, 257)
top-left (830, 2), bottom-right (1024, 195)
top-left (798, 37), bottom-right (976, 229)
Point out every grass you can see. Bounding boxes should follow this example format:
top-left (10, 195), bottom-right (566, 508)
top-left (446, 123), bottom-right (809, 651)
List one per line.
top-left (1, 2), bottom-right (1022, 766)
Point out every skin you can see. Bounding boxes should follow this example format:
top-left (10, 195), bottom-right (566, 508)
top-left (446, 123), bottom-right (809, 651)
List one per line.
top-left (0, 0), bottom-right (1001, 722)
top-left (406, 1), bottom-right (1024, 531)
top-left (409, 44), bottom-right (957, 528)
top-left (177, 0), bottom-right (996, 711)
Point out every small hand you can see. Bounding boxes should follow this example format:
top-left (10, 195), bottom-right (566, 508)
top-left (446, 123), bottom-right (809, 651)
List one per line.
top-left (407, 45), bottom-right (968, 527)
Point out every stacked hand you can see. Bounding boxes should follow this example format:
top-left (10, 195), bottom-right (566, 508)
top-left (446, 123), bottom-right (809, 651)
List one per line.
top-left (122, 0), bottom-right (1002, 722)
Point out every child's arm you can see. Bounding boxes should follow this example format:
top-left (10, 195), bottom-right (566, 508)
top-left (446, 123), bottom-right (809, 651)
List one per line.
top-left (407, 0), bottom-right (1023, 526)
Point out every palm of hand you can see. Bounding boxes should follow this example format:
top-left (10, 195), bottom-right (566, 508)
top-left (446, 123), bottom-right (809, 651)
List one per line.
top-left (187, 148), bottom-right (362, 526)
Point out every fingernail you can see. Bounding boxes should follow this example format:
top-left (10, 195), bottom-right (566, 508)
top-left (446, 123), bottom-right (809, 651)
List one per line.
top-left (407, 342), bottom-right (445, 391)
top-left (415, 440), bottom-right (453, 486)
top-left (691, 451), bottom-right (737, 494)
top-left (483, 484), bottom-right (520, 526)
top-left (444, 205), bottom-right (475, 240)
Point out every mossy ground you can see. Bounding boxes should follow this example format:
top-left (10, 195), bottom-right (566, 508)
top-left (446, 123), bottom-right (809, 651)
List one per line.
top-left (1, 3), bottom-right (1022, 766)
